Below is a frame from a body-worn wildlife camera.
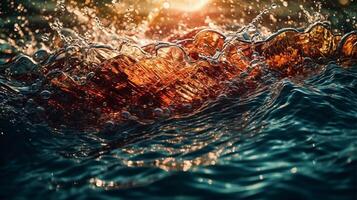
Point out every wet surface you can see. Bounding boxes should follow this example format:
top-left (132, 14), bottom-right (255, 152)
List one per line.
top-left (0, 0), bottom-right (356, 199)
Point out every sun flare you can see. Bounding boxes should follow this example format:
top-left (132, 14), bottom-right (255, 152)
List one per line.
top-left (163, 0), bottom-right (211, 12)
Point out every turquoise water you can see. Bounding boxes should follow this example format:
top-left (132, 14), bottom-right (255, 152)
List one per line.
top-left (1, 63), bottom-right (356, 199)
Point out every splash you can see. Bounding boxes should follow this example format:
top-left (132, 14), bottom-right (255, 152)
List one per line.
top-left (0, 1), bottom-right (356, 129)
top-left (1, 24), bottom-right (356, 129)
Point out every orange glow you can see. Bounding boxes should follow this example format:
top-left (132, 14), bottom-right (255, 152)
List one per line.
top-left (163, 0), bottom-right (210, 12)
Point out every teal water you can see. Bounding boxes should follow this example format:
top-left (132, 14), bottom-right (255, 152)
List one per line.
top-left (1, 0), bottom-right (357, 199)
top-left (0, 63), bottom-right (356, 199)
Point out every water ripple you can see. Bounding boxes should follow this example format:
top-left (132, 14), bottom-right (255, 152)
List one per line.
top-left (1, 63), bottom-right (356, 199)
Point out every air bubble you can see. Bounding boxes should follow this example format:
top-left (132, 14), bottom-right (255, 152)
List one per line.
top-left (40, 90), bottom-right (52, 100)
top-left (86, 72), bottom-right (95, 80)
top-left (121, 111), bottom-right (132, 119)
top-left (33, 49), bottom-right (49, 63)
top-left (154, 108), bottom-right (164, 117)
top-left (103, 121), bottom-right (115, 131)
top-left (30, 82), bottom-right (41, 91)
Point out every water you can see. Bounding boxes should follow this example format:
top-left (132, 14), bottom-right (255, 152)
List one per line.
top-left (1, 0), bottom-right (357, 199)
top-left (1, 63), bottom-right (356, 199)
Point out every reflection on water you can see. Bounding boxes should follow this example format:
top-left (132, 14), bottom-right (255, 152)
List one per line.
top-left (0, 0), bottom-right (357, 199)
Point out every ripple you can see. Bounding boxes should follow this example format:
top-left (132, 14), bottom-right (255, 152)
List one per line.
top-left (1, 62), bottom-right (357, 199)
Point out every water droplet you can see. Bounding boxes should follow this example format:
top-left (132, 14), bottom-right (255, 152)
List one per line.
top-left (8, 55), bottom-right (37, 76)
top-left (162, 107), bottom-right (171, 116)
top-left (41, 34), bottom-right (50, 41)
top-left (153, 108), bottom-right (164, 117)
top-left (30, 82), bottom-right (41, 91)
top-left (103, 120), bottom-right (115, 131)
top-left (121, 111), bottom-right (132, 119)
top-left (40, 90), bottom-right (52, 100)
top-left (65, 46), bottom-right (78, 56)
top-left (86, 72), bottom-right (95, 80)
top-left (290, 167), bottom-right (298, 174)
top-left (240, 72), bottom-right (248, 78)
top-left (242, 32), bottom-right (251, 41)
top-left (26, 98), bottom-right (35, 107)
top-left (303, 57), bottom-right (313, 63)
top-left (33, 49), bottom-right (49, 63)
top-left (183, 103), bottom-right (192, 110)
top-left (36, 106), bottom-right (45, 113)
top-left (218, 94), bottom-right (228, 99)
top-left (252, 52), bottom-right (260, 60)
top-left (247, 25), bottom-right (256, 32)
top-left (163, 2), bottom-right (170, 9)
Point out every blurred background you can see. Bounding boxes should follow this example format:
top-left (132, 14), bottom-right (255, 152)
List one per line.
top-left (0, 0), bottom-right (356, 55)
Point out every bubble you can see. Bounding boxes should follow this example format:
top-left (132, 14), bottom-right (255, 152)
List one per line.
top-left (303, 57), bottom-right (313, 63)
top-left (60, 4), bottom-right (66, 12)
top-left (26, 98), bottom-right (35, 108)
top-left (183, 103), bottom-right (192, 110)
top-left (162, 107), bottom-right (171, 116)
top-left (30, 82), bottom-right (41, 91)
top-left (247, 25), bottom-right (257, 32)
top-left (36, 106), bottom-right (45, 113)
top-left (8, 55), bottom-right (37, 76)
top-left (338, 0), bottom-right (350, 6)
top-left (240, 72), bottom-right (248, 78)
top-left (79, 77), bottom-right (87, 85)
top-left (121, 111), bottom-right (132, 119)
top-left (242, 32), bottom-right (251, 41)
top-left (218, 94), bottom-right (228, 99)
top-left (65, 46), bottom-right (79, 56)
top-left (40, 90), bottom-right (52, 100)
top-left (251, 52), bottom-right (260, 60)
top-left (153, 108), bottom-right (164, 117)
top-left (41, 35), bottom-right (50, 42)
top-left (271, 3), bottom-right (277, 9)
top-left (163, 2), bottom-right (170, 9)
top-left (290, 167), bottom-right (298, 174)
top-left (103, 120), bottom-right (115, 131)
top-left (33, 49), bottom-right (49, 63)
top-left (56, 0), bottom-right (66, 12)
top-left (86, 72), bottom-right (95, 80)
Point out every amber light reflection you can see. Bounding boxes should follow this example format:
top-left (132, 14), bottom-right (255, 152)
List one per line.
top-left (161, 0), bottom-right (211, 12)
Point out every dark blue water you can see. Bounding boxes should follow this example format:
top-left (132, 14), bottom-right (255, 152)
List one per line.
top-left (0, 63), bottom-right (356, 199)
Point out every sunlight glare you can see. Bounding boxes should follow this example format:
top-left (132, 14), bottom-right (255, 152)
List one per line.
top-left (163, 0), bottom-right (211, 12)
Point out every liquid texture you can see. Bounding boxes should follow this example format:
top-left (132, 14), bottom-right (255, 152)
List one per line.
top-left (2, 23), bottom-right (356, 129)
top-left (0, 2), bottom-right (357, 199)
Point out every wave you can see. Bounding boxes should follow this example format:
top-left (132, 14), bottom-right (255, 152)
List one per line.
top-left (1, 22), bottom-right (355, 129)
